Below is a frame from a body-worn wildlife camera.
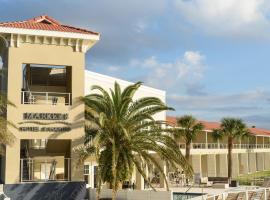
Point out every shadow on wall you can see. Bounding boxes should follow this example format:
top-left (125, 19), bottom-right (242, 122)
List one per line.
top-left (4, 181), bottom-right (87, 200)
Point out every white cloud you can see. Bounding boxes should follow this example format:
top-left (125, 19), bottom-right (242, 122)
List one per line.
top-left (184, 51), bottom-right (204, 65)
top-left (130, 51), bottom-right (205, 93)
top-left (167, 89), bottom-right (270, 128)
top-left (108, 66), bottom-right (120, 72)
top-left (174, 0), bottom-right (270, 38)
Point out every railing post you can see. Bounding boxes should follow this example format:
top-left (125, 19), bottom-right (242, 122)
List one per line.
top-left (22, 91), bottom-right (24, 104)
top-left (46, 92), bottom-right (49, 104)
top-left (245, 191), bottom-right (248, 200)
top-left (29, 158), bottom-right (30, 181)
top-left (20, 159), bottom-right (23, 182)
top-left (68, 158), bottom-right (70, 181)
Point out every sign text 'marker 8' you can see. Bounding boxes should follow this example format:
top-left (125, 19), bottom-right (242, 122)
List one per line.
top-left (23, 113), bottom-right (68, 120)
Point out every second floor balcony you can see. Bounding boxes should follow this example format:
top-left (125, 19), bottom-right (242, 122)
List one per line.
top-left (21, 91), bottom-right (71, 106)
top-left (179, 143), bottom-right (270, 150)
top-left (21, 64), bottom-right (72, 106)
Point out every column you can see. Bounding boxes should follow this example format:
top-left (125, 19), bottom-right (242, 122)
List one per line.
top-left (201, 155), bottom-right (208, 177)
top-left (231, 153), bottom-right (239, 178)
top-left (159, 161), bottom-right (167, 189)
top-left (190, 155), bottom-right (202, 175)
top-left (239, 153), bottom-right (249, 175)
top-left (248, 153), bottom-right (257, 173)
top-left (135, 168), bottom-right (144, 190)
top-left (264, 153), bottom-right (270, 170)
top-left (256, 153), bottom-right (264, 171)
top-left (216, 154), bottom-right (228, 177)
top-left (71, 138), bottom-right (84, 181)
top-left (207, 154), bottom-right (216, 177)
top-left (5, 139), bottom-right (20, 184)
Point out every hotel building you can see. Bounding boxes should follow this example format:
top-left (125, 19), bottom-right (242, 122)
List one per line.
top-left (0, 15), bottom-right (270, 199)
top-left (0, 15), bottom-right (100, 199)
top-left (167, 116), bottom-right (270, 179)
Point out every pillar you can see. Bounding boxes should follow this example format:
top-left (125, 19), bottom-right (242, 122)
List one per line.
top-left (239, 153), bottom-right (249, 175)
top-left (231, 153), bottom-right (239, 178)
top-left (200, 154), bottom-right (216, 177)
top-left (207, 154), bottom-right (216, 177)
top-left (248, 153), bottom-right (257, 173)
top-left (216, 154), bottom-right (227, 177)
top-left (191, 155), bottom-right (202, 175)
top-left (256, 153), bottom-right (264, 171)
top-left (159, 161), bottom-right (167, 189)
top-left (135, 168), bottom-right (144, 190)
top-left (201, 155), bottom-right (208, 177)
top-left (264, 153), bottom-right (270, 170)
top-left (5, 139), bottom-right (20, 184)
top-left (71, 139), bottom-right (84, 181)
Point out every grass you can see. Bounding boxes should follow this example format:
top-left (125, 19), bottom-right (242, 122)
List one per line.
top-left (235, 170), bottom-right (270, 186)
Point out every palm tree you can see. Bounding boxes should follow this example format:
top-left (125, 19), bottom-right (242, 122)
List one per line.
top-left (213, 118), bottom-right (250, 182)
top-left (78, 82), bottom-right (193, 200)
top-left (0, 93), bottom-right (15, 153)
top-left (174, 115), bottom-right (204, 163)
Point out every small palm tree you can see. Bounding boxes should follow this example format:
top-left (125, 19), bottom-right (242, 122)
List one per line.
top-left (174, 115), bottom-right (204, 162)
top-left (78, 82), bottom-right (193, 200)
top-left (213, 118), bottom-right (250, 182)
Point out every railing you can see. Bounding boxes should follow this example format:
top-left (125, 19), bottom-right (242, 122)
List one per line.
top-left (20, 158), bottom-right (71, 182)
top-left (198, 187), bottom-right (269, 200)
top-left (21, 91), bottom-right (71, 105)
top-left (178, 143), bottom-right (270, 150)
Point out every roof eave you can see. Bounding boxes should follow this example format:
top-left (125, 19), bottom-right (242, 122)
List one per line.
top-left (0, 27), bottom-right (100, 41)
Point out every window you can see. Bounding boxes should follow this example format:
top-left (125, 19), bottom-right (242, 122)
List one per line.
top-left (84, 165), bottom-right (90, 175)
top-left (84, 165), bottom-right (90, 184)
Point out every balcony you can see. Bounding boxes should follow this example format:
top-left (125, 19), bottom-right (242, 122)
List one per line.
top-left (179, 143), bottom-right (270, 149)
top-left (21, 91), bottom-right (71, 106)
top-left (20, 158), bottom-right (71, 182)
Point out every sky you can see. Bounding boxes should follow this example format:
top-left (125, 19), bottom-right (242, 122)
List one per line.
top-left (1, 0), bottom-right (270, 128)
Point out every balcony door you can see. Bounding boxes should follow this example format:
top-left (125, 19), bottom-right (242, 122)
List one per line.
top-left (40, 163), bottom-right (52, 180)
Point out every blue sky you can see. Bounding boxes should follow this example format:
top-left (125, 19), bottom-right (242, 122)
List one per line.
top-left (1, 0), bottom-right (270, 128)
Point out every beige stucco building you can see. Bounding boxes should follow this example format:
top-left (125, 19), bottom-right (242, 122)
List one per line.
top-left (1, 15), bottom-right (270, 199)
top-left (167, 116), bottom-right (270, 179)
top-left (0, 15), bottom-right (100, 187)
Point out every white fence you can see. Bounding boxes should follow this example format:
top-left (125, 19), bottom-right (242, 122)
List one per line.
top-left (89, 189), bottom-right (172, 200)
top-left (195, 187), bottom-right (269, 200)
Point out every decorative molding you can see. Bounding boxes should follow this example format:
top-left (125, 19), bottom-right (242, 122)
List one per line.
top-left (0, 27), bottom-right (100, 52)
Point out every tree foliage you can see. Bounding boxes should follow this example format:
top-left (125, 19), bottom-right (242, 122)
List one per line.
top-left (78, 82), bottom-right (193, 200)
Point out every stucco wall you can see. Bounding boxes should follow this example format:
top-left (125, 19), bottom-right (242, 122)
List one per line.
top-left (239, 153), bottom-right (248, 175)
top-left (6, 43), bottom-right (86, 183)
top-left (216, 154), bottom-right (227, 177)
top-left (84, 70), bottom-right (166, 122)
top-left (248, 153), bottom-right (257, 173)
top-left (231, 154), bottom-right (239, 178)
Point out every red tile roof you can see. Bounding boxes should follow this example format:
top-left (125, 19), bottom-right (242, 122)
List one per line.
top-left (166, 116), bottom-right (270, 136)
top-left (0, 15), bottom-right (99, 35)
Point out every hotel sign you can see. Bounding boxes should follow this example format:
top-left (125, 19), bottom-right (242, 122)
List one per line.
top-left (20, 112), bottom-right (71, 133)
top-left (19, 127), bottom-right (71, 132)
top-left (23, 113), bottom-right (68, 120)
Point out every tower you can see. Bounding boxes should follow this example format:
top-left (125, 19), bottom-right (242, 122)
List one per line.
top-left (0, 15), bottom-right (99, 186)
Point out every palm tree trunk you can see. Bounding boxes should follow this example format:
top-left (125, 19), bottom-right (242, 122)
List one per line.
top-left (185, 142), bottom-right (191, 162)
top-left (228, 137), bottom-right (233, 183)
top-left (96, 166), bottom-right (102, 200)
top-left (185, 142), bottom-right (191, 184)
top-left (112, 140), bottom-right (117, 200)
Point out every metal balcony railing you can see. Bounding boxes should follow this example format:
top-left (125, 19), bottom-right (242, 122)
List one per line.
top-left (21, 91), bottom-right (71, 106)
top-left (20, 158), bottom-right (71, 182)
top-left (178, 143), bottom-right (270, 150)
